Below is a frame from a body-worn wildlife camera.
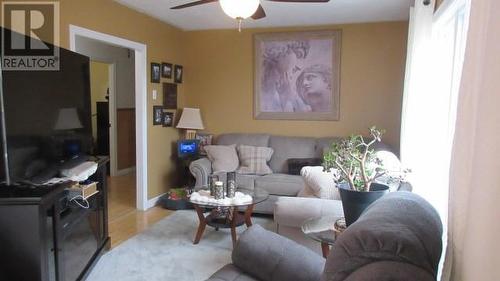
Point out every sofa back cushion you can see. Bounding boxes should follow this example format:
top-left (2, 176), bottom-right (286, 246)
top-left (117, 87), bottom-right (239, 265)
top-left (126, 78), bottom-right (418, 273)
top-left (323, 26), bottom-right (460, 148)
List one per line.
top-left (237, 145), bottom-right (274, 175)
top-left (269, 136), bottom-right (317, 173)
top-left (204, 145), bottom-right (239, 173)
top-left (216, 133), bottom-right (270, 148)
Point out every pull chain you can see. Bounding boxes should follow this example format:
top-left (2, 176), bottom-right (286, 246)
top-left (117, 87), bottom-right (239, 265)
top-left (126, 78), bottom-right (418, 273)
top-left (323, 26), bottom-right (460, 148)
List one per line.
top-left (237, 17), bottom-right (243, 32)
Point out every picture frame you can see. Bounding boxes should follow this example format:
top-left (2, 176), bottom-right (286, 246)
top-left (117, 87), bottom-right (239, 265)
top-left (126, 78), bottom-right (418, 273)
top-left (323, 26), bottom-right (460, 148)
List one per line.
top-left (195, 132), bottom-right (213, 155)
top-left (163, 82), bottom-right (177, 109)
top-left (151, 62), bottom-right (161, 83)
top-left (153, 105), bottom-right (164, 125)
top-left (162, 112), bottom-right (174, 127)
top-left (254, 30), bottom-right (342, 121)
top-left (161, 62), bottom-right (173, 78)
top-left (174, 64), bottom-right (183, 84)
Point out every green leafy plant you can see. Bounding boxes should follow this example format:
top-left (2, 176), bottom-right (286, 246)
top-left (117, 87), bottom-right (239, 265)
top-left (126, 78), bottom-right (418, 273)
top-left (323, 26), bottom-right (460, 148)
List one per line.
top-left (323, 126), bottom-right (388, 192)
top-left (167, 188), bottom-right (188, 200)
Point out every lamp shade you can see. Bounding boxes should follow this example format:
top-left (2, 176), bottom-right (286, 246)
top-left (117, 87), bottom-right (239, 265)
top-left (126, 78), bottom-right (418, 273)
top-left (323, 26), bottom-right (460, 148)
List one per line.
top-left (219, 0), bottom-right (260, 19)
top-left (54, 107), bottom-right (83, 130)
top-left (176, 108), bottom-right (204, 130)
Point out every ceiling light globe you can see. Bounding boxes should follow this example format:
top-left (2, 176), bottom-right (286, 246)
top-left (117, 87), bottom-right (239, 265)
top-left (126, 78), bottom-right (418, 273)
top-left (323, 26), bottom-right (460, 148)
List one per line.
top-left (219, 0), bottom-right (260, 19)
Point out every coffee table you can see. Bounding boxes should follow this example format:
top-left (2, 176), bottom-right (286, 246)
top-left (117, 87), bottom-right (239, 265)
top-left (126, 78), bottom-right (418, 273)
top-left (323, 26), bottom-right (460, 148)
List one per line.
top-left (301, 216), bottom-right (345, 258)
top-left (190, 187), bottom-right (269, 247)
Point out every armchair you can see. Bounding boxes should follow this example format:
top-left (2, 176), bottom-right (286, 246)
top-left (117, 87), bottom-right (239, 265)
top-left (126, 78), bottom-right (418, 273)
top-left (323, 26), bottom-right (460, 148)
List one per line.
top-left (207, 192), bottom-right (442, 281)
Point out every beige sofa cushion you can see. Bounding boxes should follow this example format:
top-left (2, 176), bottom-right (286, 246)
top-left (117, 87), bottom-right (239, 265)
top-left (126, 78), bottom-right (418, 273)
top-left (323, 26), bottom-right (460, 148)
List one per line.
top-left (255, 174), bottom-right (305, 196)
top-left (237, 145), bottom-right (274, 175)
top-left (204, 145), bottom-right (239, 173)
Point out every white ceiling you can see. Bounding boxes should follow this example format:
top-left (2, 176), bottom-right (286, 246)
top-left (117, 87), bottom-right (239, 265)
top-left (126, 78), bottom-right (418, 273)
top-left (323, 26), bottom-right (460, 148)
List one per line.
top-left (114, 0), bottom-right (412, 31)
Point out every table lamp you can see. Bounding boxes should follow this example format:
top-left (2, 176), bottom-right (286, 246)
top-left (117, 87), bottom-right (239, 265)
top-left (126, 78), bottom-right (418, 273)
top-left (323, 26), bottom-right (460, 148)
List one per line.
top-left (54, 107), bottom-right (84, 158)
top-left (176, 108), bottom-right (204, 139)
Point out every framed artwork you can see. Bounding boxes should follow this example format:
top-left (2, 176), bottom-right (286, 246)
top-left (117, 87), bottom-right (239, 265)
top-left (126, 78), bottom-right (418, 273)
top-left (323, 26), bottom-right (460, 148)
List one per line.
top-left (153, 105), bottom-right (164, 125)
top-left (162, 112), bottom-right (174, 127)
top-left (195, 133), bottom-right (213, 155)
top-left (254, 30), bottom-right (342, 121)
top-left (161, 62), bottom-right (173, 78)
top-left (163, 82), bottom-right (177, 109)
top-left (174, 65), bottom-right (183, 84)
top-left (151, 62), bottom-right (161, 83)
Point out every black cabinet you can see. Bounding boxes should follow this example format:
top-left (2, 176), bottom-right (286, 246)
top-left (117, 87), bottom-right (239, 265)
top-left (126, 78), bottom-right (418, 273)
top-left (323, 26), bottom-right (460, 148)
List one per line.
top-left (0, 157), bottom-right (110, 281)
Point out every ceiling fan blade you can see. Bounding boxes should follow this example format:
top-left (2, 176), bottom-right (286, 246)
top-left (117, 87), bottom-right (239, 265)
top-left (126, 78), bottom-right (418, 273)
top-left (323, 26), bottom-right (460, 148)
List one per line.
top-left (266, 0), bottom-right (329, 2)
top-left (251, 4), bottom-right (266, 20)
top-left (171, 0), bottom-right (219, 9)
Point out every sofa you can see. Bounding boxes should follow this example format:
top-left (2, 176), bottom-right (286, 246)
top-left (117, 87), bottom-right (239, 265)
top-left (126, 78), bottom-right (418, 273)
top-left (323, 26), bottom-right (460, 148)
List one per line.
top-left (189, 133), bottom-right (396, 214)
top-left (206, 191), bottom-right (443, 281)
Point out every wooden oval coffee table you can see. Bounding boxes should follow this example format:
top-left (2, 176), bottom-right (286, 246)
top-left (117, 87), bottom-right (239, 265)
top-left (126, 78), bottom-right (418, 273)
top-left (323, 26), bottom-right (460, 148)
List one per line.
top-left (190, 187), bottom-right (269, 248)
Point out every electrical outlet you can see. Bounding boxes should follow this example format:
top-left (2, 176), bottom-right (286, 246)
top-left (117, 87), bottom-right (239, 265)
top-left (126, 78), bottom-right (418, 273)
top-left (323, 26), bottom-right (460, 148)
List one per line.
top-left (152, 89), bottom-right (157, 100)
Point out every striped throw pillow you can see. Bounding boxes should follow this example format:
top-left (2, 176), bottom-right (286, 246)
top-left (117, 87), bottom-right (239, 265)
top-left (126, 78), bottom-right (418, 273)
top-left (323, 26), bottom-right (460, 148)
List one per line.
top-left (237, 145), bottom-right (274, 175)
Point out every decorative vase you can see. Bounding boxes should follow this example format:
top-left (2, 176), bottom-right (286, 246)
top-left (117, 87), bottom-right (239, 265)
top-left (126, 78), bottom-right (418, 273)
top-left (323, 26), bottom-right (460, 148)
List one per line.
top-left (209, 174), bottom-right (219, 196)
top-left (339, 182), bottom-right (389, 226)
top-left (226, 172), bottom-right (236, 198)
top-left (214, 181), bottom-right (224, 200)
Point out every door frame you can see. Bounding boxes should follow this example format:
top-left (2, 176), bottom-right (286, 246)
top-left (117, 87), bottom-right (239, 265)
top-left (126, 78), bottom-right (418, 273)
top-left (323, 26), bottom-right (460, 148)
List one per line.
top-left (70, 25), bottom-right (149, 211)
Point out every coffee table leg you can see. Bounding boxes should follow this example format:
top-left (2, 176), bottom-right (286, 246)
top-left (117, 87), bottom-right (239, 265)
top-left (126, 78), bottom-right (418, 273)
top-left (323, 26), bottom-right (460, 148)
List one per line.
top-left (321, 243), bottom-right (330, 258)
top-left (230, 207), bottom-right (238, 248)
top-left (244, 204), bottom-right (254, 227)
top-left (193, 205), bottom-right (207, 244)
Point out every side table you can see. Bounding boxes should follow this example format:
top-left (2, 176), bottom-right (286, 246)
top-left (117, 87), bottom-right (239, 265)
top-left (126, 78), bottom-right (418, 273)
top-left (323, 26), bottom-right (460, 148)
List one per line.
top-left (301, 216), bottom-right (345, 258)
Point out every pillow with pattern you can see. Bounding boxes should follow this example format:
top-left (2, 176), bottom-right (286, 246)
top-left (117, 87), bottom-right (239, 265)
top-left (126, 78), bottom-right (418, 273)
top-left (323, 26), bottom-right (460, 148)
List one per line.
top-left (237, 145), bottom-right (274, 175)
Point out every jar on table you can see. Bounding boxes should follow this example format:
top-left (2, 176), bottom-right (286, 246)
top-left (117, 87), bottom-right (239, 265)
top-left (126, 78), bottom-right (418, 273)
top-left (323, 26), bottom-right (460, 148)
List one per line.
top-left (226, 172), bottom-right (236, 198)
top-left (214, 181), bottom-right (224, 200)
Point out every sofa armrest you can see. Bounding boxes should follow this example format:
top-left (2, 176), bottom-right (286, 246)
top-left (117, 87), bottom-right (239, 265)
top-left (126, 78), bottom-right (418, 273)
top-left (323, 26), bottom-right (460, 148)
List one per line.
top-left (232, 225), bottom-right (324, 281)
top-left (189, 157), bottom-right (212, 188)
top-left (274, 197), bottom-right (344, 228)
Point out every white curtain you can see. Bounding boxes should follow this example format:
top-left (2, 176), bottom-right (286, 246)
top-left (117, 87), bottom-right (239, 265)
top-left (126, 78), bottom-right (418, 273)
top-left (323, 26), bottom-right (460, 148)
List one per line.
top-left (444, 0), bottom-right (500, 279)
top-left (401, 0), bottom-right (471, 279)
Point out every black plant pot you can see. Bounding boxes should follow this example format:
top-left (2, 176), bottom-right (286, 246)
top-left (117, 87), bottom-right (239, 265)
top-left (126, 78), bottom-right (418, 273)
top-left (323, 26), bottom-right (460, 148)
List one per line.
top-left (339, 182), bottom-right (390, 226)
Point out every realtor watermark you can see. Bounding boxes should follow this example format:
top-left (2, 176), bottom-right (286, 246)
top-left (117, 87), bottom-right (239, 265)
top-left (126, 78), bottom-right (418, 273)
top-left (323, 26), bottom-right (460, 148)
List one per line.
top-left (1, 1), bottom-right (60, 71)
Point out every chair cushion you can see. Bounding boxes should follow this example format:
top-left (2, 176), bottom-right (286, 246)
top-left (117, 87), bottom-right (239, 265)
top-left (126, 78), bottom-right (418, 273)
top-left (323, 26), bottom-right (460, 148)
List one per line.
top-left (204, 145), bottom-right (239, 173)
top-left (236, 145), bottom-right (274, 175)
top-left (300, 166), bottom-right (340, 200)
top-left (269, 136), bottom-right (317, 173)
top-left (254, 174), bottom-right (305, 196)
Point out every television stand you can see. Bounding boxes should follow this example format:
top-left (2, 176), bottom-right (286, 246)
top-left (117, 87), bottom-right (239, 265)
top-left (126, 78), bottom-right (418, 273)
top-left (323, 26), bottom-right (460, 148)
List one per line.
top-left (0, 157), bottom-right (110, 281)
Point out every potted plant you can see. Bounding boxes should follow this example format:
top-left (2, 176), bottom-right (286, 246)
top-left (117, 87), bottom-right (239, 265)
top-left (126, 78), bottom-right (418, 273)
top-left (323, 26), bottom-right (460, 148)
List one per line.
top-left (159, 188), bottom-right (193, 210)
top-left (323, 126), bottom-right (400, 226)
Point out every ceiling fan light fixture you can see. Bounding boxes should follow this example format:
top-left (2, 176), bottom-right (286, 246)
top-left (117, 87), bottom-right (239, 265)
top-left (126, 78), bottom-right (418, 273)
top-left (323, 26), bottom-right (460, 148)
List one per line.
top-left (219, 0), bottom-right (260, 19)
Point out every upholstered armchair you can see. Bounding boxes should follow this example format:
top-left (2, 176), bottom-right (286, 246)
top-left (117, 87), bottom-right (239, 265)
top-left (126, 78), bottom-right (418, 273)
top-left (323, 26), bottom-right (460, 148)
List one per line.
top-left (207, 191), bottom-right (440, 281)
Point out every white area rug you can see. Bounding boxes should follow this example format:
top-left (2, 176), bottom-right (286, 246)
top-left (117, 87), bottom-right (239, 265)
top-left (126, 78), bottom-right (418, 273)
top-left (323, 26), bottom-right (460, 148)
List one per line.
top-left (87, 210), bottom-right (274, 281)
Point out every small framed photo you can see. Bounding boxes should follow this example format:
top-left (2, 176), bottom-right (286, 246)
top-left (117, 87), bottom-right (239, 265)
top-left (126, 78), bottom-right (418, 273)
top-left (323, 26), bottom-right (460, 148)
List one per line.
top-left (161, 62), bottom-right (173, 78)
top-left (195, 133), bottom-right (213, 155)
top-left (153, 105), bottom-right (164, 125)
top-left (174, 65), bottom-right (183, 84)
top-left (151, 63), bottom-right (161, 83)
top-left (162, 112), bottom-right (174, 127)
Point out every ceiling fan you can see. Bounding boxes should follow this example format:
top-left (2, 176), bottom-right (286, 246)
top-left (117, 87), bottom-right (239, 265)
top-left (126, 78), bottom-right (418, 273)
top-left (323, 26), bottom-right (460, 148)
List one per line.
top-left (171, 0), bottom-right (330, 31)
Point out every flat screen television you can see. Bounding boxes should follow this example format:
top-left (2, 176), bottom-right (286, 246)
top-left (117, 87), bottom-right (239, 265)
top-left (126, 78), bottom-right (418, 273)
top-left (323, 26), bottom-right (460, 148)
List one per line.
top-left (0, 28), bottom-right (92, 185)
top-left (178, 139), bottom-right (199, 158)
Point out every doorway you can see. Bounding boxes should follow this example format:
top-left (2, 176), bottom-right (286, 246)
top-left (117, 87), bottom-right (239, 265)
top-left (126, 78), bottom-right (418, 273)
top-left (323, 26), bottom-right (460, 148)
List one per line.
top-left (70, 25), bottom-right (148, 210)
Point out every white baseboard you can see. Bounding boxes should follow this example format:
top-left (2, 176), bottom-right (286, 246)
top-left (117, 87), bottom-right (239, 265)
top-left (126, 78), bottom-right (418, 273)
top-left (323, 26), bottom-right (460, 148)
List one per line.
top-left (147, 193), bottom-right (166, 209)
top-left (115, 166), bottom-right (136, 176)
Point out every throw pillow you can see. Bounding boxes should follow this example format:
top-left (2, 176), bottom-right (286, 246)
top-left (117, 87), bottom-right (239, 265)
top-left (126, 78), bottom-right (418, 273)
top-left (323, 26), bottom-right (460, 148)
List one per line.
top-left (237, 145), bottom-right (274, 175)
top-left (204, 145), bottom-right (239, 173)
top-left (300, 166), bottom-right (340, 200)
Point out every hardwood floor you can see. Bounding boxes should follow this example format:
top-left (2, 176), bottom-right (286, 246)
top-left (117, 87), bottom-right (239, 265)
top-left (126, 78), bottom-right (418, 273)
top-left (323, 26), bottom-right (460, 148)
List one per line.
top-left (107, 173), bottom-right (173, 248)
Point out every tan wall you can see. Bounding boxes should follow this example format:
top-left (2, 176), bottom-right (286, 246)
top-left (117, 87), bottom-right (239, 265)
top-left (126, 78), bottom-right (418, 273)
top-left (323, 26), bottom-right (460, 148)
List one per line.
top-left (1, 0), bottom-right (185, 199)
top-left (183, 22), bottom-right (408, 151)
